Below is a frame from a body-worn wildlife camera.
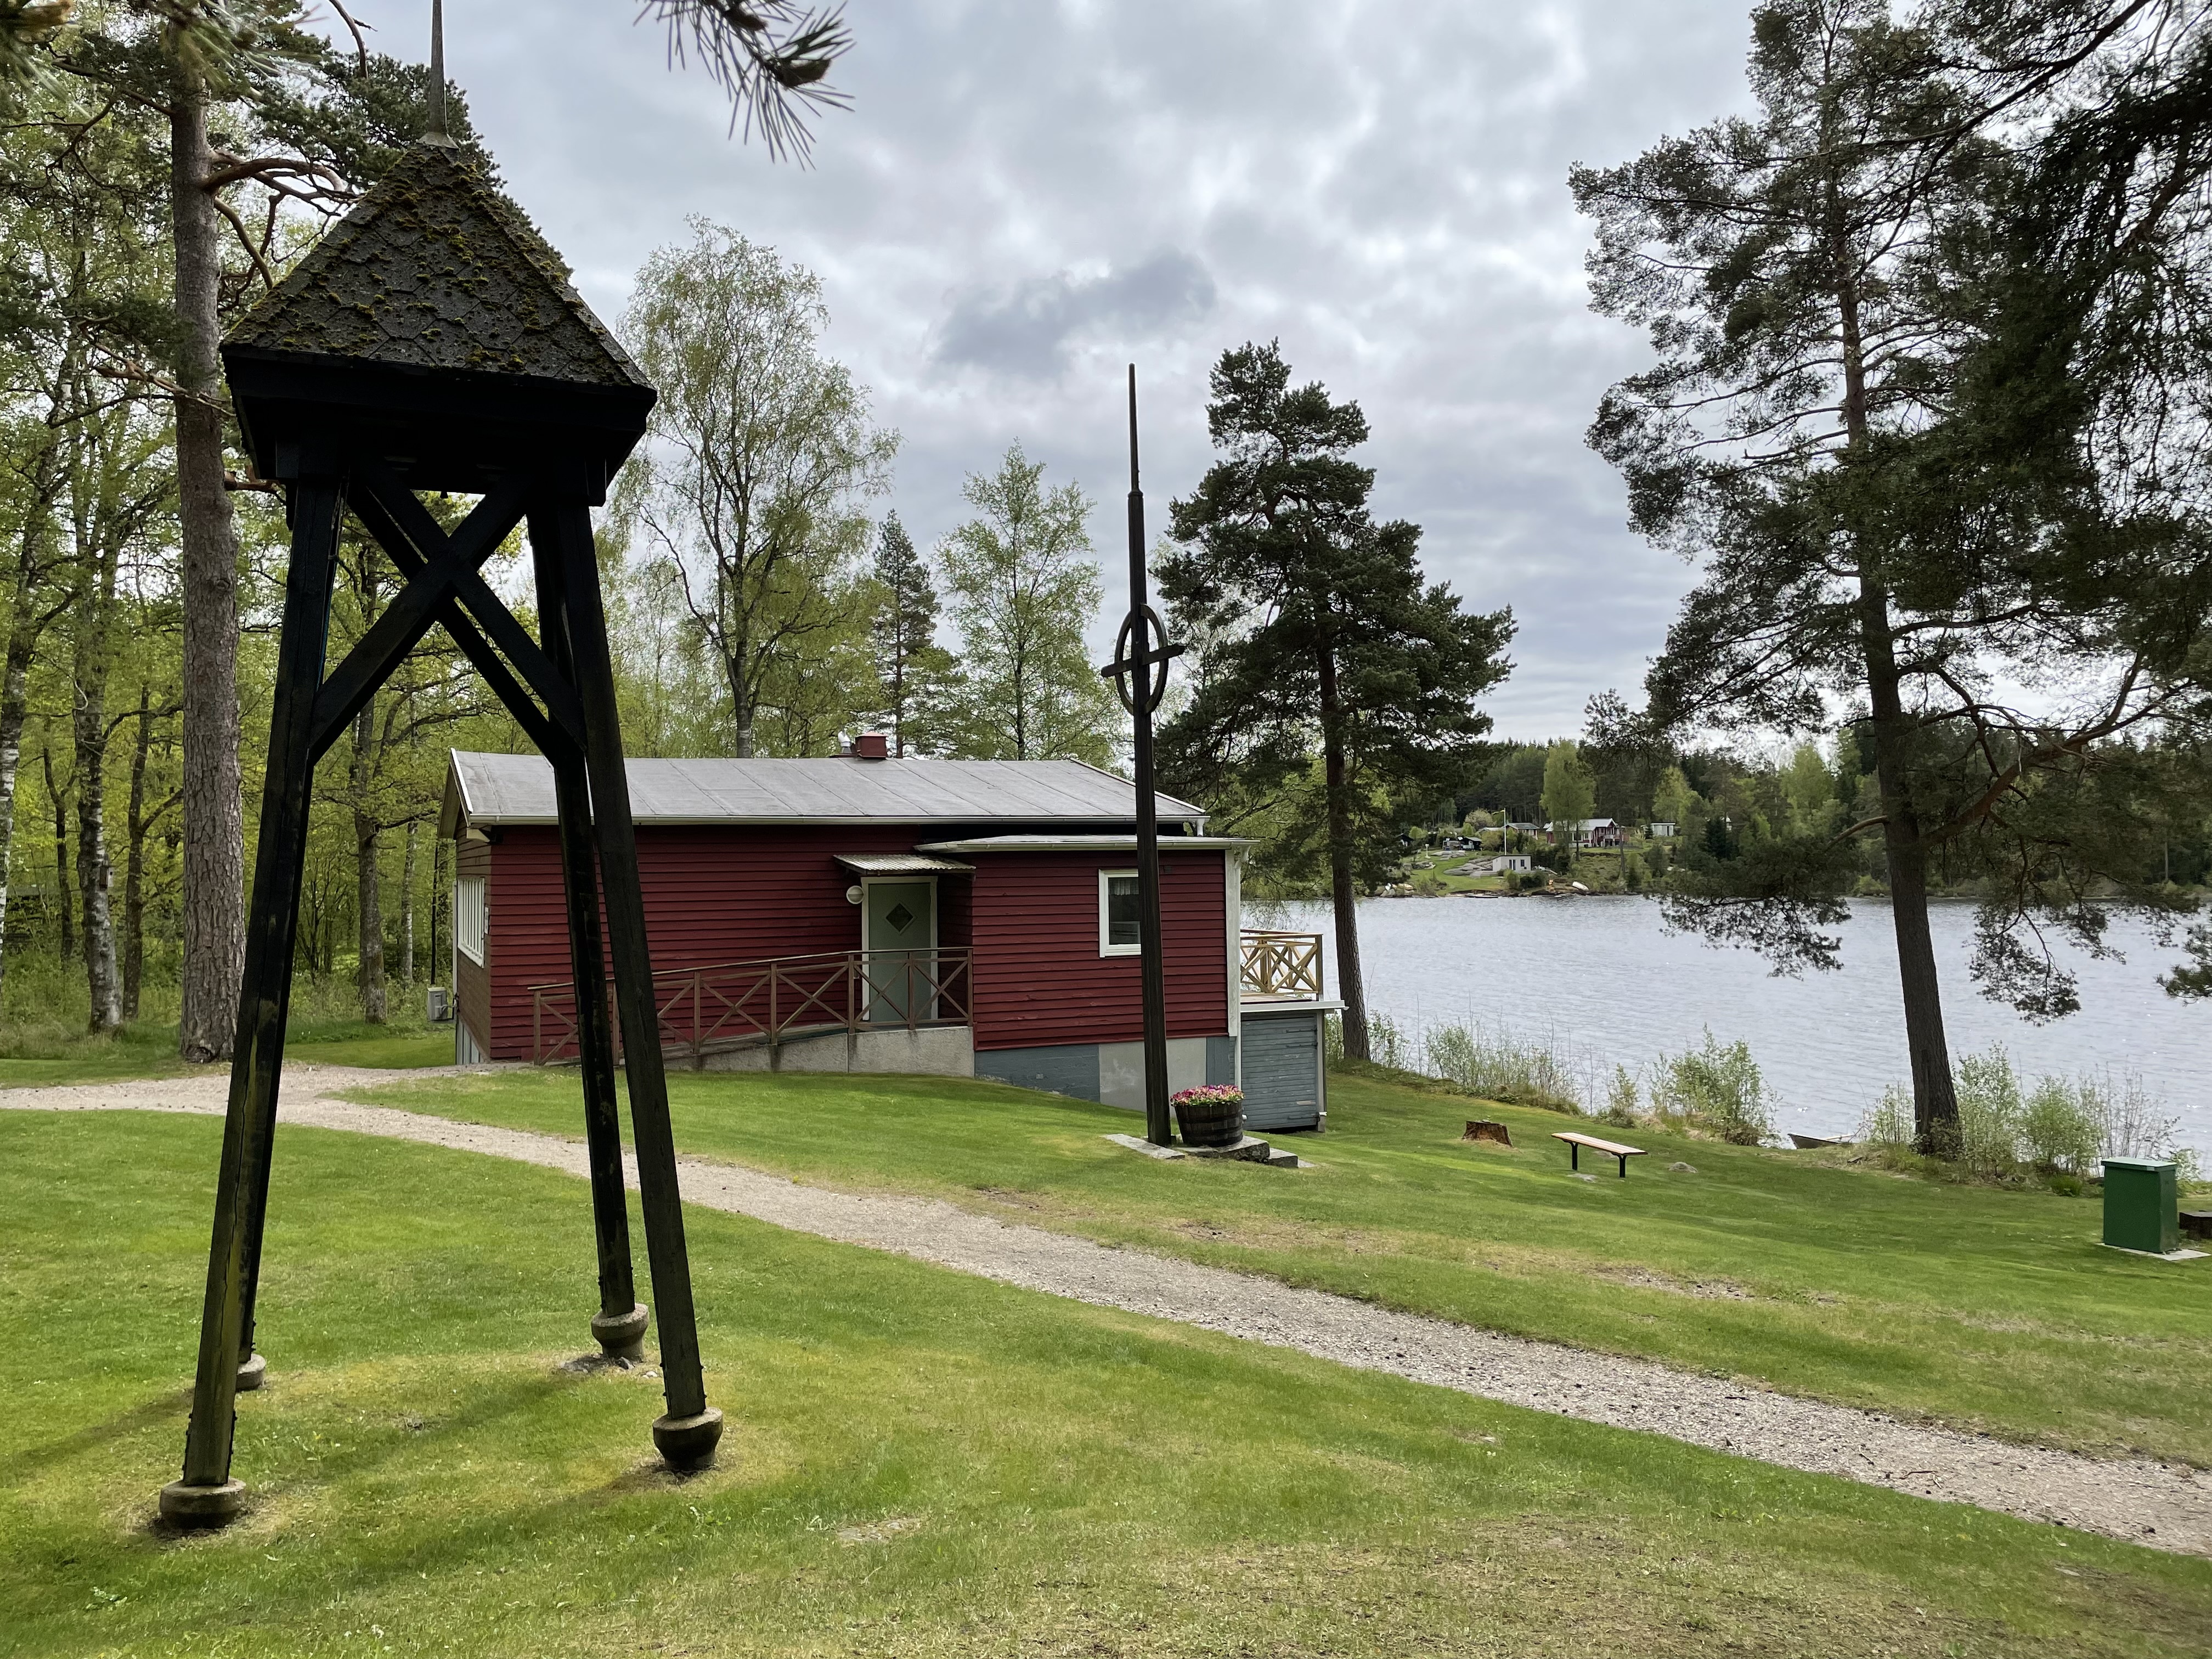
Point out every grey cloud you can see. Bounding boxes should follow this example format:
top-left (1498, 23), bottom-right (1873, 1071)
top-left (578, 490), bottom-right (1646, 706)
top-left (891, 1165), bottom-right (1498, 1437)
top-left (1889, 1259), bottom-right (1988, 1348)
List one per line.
top-left (321, 0), bottom-right (1759, 736)
top-left (933, 251), bottom-right (1217, 379)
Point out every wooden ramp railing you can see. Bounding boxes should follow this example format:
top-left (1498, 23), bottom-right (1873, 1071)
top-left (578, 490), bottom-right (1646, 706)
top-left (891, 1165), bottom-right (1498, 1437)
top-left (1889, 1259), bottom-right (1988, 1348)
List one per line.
top-left (1240, 930), bottom-right (1324, 998)
top-left (528, 948), bottom-right (972, 1067)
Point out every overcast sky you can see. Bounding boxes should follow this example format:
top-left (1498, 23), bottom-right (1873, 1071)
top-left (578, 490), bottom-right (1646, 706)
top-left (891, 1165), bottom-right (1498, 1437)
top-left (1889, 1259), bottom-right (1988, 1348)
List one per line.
top-left (320, 1), bottom-right (1757, 740)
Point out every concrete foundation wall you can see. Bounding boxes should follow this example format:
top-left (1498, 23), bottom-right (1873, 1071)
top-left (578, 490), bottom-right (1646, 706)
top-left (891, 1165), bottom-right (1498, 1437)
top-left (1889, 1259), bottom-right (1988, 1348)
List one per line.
top-left (697, 1024), bottom-right (974, 1077)
top-left (974, 1042), bottom-right (1102, 1101)
top-left (1097, 1037), bottom-right (1214, 1110)
top-left (974, 1034), bottom-right (1237, 1110)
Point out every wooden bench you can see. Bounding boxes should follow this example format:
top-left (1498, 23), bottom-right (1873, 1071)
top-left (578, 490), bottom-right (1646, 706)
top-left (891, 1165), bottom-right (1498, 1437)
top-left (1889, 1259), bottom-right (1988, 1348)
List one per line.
top-left (1554, 1131), bottom-right (1647, 1178)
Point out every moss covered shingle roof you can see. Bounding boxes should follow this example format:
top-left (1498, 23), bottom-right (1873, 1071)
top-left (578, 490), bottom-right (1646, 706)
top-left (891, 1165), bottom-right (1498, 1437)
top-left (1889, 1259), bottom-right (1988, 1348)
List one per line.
top-left (228, 142), bottom-right (645, 390)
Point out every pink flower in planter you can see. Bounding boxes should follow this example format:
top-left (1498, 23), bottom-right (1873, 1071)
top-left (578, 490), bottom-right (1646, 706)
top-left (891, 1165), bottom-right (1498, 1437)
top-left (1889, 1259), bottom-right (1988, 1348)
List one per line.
top-left (1170, 1085), bottom-right (1244, 1109)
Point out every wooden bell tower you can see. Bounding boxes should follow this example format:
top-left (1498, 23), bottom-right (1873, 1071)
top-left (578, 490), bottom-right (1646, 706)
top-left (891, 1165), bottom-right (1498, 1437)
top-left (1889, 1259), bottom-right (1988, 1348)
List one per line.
top-left (159, 75), bottom-right (719, 1526)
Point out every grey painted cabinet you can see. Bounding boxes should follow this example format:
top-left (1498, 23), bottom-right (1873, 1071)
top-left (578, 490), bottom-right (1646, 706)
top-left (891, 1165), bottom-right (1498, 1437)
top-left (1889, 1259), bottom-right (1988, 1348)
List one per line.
top-left (1240, 1008), bottom-right (1324, 1131)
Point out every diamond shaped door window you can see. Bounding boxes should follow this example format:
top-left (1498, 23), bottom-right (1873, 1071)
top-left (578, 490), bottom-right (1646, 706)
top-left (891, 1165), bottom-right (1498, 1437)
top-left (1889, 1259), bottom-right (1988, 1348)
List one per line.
top-left (885, 903), bottom-right (916, 933)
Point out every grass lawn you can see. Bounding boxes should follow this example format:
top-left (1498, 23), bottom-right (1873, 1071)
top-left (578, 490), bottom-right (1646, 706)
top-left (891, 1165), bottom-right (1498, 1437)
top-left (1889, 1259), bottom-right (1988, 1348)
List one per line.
top-left (347, 1064), bottom-right (2212, 1467)
top-left (4, 1109), bottom-right (2208, 1658)
top-left (0, 1011), bottom-right (454, 1087)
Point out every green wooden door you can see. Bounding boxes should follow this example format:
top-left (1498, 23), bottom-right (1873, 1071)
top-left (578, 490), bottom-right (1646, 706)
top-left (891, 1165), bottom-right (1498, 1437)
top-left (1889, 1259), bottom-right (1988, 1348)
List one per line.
top-left (864, 881), bottom-right (934, 1024)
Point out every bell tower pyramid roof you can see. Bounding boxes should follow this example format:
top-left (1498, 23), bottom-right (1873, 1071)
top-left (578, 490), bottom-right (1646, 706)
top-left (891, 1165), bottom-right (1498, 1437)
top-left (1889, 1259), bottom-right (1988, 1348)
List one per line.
top-left (227, 141), bottom-right (645, 392)
top-left (218, 4), bottom-right (654, 495)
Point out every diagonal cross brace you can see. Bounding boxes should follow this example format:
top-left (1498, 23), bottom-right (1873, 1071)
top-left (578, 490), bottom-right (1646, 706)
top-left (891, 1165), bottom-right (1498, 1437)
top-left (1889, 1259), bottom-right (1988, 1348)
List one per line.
top-left (305, 474), bottom-right (532, 761)
top-left (345, 486), bottom-right (573, 763)
top-left (304, 470), bottom-right (588, 763)
top-left (354, 467), bottom-right (588, 755)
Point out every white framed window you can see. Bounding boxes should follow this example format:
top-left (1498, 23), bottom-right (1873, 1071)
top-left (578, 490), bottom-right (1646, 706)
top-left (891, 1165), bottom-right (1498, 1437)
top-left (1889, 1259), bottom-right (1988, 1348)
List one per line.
top-left (454, 876), bottom-right (487, 965)
top-left (1099, 869), bottom-right (1141, 956)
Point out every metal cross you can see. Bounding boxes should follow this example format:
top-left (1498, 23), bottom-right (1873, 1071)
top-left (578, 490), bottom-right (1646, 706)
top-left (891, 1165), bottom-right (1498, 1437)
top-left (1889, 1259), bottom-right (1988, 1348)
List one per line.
top-left (1103, 603), bottom-right (1184, 718)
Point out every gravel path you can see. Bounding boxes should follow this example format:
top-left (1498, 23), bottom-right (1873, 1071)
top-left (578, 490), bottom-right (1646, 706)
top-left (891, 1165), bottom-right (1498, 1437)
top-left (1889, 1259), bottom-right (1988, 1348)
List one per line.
top-left (8, 1065), bottom-right (2209, 1557)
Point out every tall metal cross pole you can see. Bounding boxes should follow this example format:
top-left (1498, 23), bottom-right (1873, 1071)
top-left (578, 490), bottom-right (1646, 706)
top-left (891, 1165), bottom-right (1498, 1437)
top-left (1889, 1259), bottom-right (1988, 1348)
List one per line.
top-left (1102, 366), bottom-right (1183, 1147)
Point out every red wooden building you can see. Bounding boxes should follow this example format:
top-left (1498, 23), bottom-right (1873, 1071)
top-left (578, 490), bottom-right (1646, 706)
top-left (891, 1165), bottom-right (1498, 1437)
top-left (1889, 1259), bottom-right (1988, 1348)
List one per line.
top-left (438, 746), bottom-right (1335, 1126)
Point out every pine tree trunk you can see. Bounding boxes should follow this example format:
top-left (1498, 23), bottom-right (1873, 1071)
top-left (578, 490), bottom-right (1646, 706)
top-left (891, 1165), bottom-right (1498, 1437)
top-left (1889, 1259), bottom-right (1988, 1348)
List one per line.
top-left (122, 690), bottom-right (152, 1022)
top-left (400, 819), bottom-right (417, 989)
top-left (1830, 207), bottom-right (1959, 1150)
top-left (356, 812), bottom-right (385, 1021)
top-left (172, 80), bottom-right (246, 1064)
top-left (1318, 642), bottom-right (1369, 1062)
top-left (888, 647), bottom-right (906, 756)
top-left (0, 645), bottom-right (27, 1004)
top-left (1859, 579), bottom-right (1959, 1148)
top-left (43, 747), bottom-right (72, 964)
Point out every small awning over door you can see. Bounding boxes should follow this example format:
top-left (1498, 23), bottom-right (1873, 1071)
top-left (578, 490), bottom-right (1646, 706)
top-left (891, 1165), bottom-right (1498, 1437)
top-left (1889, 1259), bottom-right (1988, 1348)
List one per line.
top-left (834, 853), bottom-right (974, 874)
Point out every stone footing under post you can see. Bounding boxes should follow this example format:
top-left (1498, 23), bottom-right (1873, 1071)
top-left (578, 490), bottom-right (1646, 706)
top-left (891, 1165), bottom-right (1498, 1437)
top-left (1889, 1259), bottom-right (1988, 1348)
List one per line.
top-left (652, 1408), bottom-right (724, 1470)
top-left (158, 1477), bottom-right (245, 1527)
top-left (591, 1302), bottom-right (650, 1360)
top-left (236, 1352), bottom-right (267, 1391)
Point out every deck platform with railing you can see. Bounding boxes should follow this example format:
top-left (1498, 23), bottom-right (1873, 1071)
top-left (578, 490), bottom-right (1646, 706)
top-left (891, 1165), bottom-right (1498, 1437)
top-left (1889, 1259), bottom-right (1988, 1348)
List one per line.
top-left (1239, 929), bottom-right (1324, 1000)
top-left (526, 930), bottom-right (1318, 1069)
top-left (529, 948), bottom-right (970, 1068)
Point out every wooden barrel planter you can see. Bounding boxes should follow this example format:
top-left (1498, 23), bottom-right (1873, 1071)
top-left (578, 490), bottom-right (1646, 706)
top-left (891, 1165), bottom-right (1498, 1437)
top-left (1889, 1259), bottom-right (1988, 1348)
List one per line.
top-left (1172, 1085), bottom-right (1245, 1149)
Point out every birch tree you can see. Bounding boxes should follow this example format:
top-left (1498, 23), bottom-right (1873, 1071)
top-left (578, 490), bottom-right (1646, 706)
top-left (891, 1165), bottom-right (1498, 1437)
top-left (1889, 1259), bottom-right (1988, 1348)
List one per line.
top-left (616, 224), bottom-right (897, 757)
top-left (936, 445), bottom-right (1116, 766)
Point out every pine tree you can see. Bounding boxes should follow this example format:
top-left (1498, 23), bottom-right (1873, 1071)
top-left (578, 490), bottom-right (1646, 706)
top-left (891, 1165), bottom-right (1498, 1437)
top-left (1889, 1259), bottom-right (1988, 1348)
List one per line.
top-left (869, 514), bottom-right (952, 757)
top-left (1158, 342), bottom-right (1514, 1062)
top-left (1574, 0), bottom-right (2212, 1146)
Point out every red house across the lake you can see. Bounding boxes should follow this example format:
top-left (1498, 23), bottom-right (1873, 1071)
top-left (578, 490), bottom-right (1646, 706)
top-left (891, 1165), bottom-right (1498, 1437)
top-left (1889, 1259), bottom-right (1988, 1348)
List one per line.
top-left (438, 744), bottom-right (1336, 1131)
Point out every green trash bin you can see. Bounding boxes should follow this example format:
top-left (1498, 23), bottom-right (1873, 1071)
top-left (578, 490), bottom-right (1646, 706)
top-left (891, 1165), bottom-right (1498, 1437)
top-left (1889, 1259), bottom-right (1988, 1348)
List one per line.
top-left (2102, 1157), bottom-right (2179, 1255)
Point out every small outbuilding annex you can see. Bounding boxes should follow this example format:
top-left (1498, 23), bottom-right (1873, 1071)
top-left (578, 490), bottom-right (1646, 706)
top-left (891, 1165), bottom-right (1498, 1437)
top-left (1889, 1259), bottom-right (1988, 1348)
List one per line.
top-left (438, 747), bottom-right (1336, 1130)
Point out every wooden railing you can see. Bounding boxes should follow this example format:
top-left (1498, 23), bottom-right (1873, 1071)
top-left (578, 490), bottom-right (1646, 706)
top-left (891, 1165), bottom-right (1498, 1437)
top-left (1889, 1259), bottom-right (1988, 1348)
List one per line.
top-left (1240, 930), bottom-right (1324, 998)
top-left (528, 949), bottom-right (971, 1067)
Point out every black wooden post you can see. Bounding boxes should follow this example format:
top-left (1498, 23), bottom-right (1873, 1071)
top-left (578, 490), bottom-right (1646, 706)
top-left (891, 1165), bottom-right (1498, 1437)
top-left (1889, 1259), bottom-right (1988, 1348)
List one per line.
top-left (533, 490), bottom-right (721, 1468)
top-left (1102, 368), bottom-right (1182, 1147)
top-left (160, 465), bottom-right (344, 1526)
top-left (529, 526), bottom-right (646, 1360)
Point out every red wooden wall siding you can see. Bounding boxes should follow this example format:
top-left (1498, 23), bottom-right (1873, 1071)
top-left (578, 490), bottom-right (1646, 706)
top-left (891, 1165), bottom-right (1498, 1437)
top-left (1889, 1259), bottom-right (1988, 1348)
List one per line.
top-left (481, 826), bottom-right (918, 1059)
top-left (966, 851), bottom-right (1227, 1051)
top-left (475, 828), bottom-right (1227, 1060)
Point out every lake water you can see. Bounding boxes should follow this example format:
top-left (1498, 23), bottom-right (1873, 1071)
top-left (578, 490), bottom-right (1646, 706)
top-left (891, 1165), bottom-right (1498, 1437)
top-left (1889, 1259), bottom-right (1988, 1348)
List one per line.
top-left (1259, 895), bottom-right (2210, 1156)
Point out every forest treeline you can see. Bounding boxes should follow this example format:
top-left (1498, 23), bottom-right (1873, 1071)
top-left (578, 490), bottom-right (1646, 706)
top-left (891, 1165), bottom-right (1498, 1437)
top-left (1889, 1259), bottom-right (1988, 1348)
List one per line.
top-left (0, 1), bottom-right (862, 1052)
top-left (0, 5), bottom-right (1138, 1042)
top-left (0, 14), bottom-right (1506, 1069)
top-left (6, 2), bottom-right (2212, 1165)
top-left (1434, 729), bottom-right (2212, 893)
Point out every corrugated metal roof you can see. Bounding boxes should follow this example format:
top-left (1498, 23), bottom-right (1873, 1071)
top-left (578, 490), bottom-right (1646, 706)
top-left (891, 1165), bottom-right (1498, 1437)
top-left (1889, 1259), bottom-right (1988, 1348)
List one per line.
top-left (914, 835), bottom-right (1254, 853)
top-left (442, 751), bottom-right (1206, 830)
top-left (834, 853), bottom-right (975, 874)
